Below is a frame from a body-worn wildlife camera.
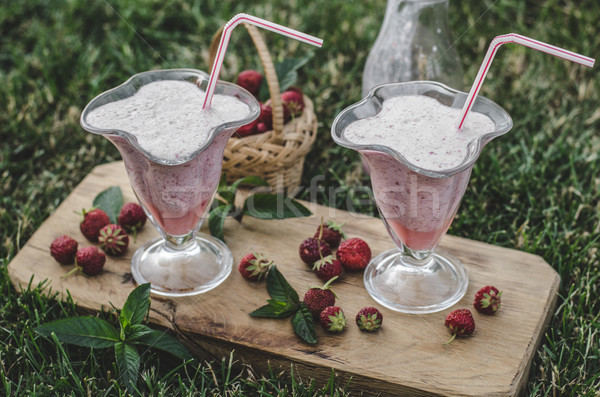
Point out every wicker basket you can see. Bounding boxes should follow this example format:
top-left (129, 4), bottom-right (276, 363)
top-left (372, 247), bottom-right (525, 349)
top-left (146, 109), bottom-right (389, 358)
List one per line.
top-left (208, 24), bottom-right (318, 194)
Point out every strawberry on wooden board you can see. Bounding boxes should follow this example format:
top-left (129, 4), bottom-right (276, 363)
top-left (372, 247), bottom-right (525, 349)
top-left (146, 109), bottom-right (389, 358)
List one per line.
top-left (50, 235), bottom-right (78, 265)
top-left (337, 237), bottom-right (371, 271)
top-left (79, 208), bottom-right (110, 242)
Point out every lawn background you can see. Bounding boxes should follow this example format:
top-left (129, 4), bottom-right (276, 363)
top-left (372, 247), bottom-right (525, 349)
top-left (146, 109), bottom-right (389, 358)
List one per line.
top-left (1, 0), bottom-right (599, 395)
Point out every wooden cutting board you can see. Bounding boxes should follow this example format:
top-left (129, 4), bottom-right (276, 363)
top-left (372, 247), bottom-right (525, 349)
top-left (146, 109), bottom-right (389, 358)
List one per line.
top-left (8, 161), bottom-right (559, 396)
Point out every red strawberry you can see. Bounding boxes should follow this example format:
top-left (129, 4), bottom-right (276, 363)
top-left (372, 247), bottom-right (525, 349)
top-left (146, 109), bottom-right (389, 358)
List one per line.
top-left (238, 252), bottom-right (272, 281)
top-left (259, 102), bottom-right (273, 130)
top-left (337, 238), bottom-right (371, 271)
top-left (473, 286), bottom-right (502, 315)
top-left (281, 87), bottom-right (304, 117)
top-left (236, 70), bottom-right (263, 97)
top-left (256, 121), bottom-right (268, 134)
top-left (265, 98), bottom-right (291, 124)
top-left (299, 237), bottom-right (332, 266)
top-left (303, 277), bottom-right (338, 318)
top-left (312, 255), bottom-right (342, 281)
top-left (444, 309), bottom-right (475, 345)
top-left (62, 246), bottom-right (106, 278)
top-left (314, 220), bottom-right (345, 248)
top-left (50, 235), bottom-right (78, 265)
top-left (356, 306), bottom-right (383, 332)
top-left (79, 208), bottom-right (110, 242)
top-left (98, 224), bottom-right (129, 256)
top-left (118, 202), bottom-right (147, 238)
top-left (236, 119), bottom-right (259, 137)
top-left (319, 306), bottom-right (347, 333)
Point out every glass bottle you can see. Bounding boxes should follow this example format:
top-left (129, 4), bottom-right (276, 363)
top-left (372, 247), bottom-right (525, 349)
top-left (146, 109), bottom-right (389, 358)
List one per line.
top-left (362, 0), bottom-right (464, 97)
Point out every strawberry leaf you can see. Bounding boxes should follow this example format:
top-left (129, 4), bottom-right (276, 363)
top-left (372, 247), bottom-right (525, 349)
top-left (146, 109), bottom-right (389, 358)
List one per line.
top-left (292, 303), bottom-right (317, 344)
top-left (93, 186), bottom-right (123, 223)
top-left (120, 283), bottom-right (151, 331)
top-left (35, 317), bottom-right (119, 348)
top-left (266, 265), bottom-right (299, 305)
top-left (114, 342), bottom-right (140, 394)
top-left (232, 175), bottom-right (269, 190)
top-left (243, 194), bottom-right (312, 220)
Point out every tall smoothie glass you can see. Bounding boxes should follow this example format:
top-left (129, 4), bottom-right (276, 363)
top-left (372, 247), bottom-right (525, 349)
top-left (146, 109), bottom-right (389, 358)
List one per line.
top-left (332, 81), bottom-right (512, 314)
top-left (81, 69), bottom-right (260, 297)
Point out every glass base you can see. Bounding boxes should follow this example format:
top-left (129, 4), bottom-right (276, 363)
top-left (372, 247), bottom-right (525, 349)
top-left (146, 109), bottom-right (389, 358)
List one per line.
top-left (131, 233), bottom-right (233, 297)
top-left (363, 248), bottom-right (468, 314)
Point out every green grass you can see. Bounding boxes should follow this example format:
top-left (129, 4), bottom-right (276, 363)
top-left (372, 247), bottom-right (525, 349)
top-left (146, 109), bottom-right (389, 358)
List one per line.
top-left (1, 0), bottom-right (599, 395)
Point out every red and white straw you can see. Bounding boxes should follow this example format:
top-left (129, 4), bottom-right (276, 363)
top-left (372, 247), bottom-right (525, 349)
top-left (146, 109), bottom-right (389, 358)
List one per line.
top-left (203, 13), bottom-right (323, 110)
top-left (456, 33), bottom-right (595, 130)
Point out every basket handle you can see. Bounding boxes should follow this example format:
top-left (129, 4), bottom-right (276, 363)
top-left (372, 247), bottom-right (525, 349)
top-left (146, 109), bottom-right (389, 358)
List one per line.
top-left (208, 24), bottom-right (285, 140)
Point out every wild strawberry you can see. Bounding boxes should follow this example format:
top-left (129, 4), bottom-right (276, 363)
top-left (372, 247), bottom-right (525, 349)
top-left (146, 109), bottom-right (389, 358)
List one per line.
top-left (256, 121), bottom-right (268, 134)
top-left (98, 224), bottom-right (129, 256)
top-left (118, 202), bottom-right (147, 238)
top-left (337, 237), bottom-right (371, 271)
top-left (312, 255), bottom-right (342, 282)
top-left (236, 70), bottom-right (263, 97)
top-left (473, 286), bottom-right (502, 315)
top-left (303, 277), bottom-right (338, 318)
top-left (238, 252), bottom-right (272, 281)
top-left (236, 119), bottom-right (259, 137)
top-left (281, 87), bottom-right (304, 117)
top-left (299, 237), bottom-right (331, 267)
top-left (314, 220), bottom-right (345, 248)
top-left (319, 306), bottom-right (347, 333)
top-left (299, 237), bottom-right (332, 266)
top-left (259, 102), bottom-right (273, 130)
top-left (444, 309), bottom-right (475, 345)
top-left (356, 306), bottom-right (383, 332)
top-left (62, 246), bottom-right (106, 278)
top-left (79, 208), bottom-right (110, 242)
top-left (265, 98), bottom-right (291, 124)
top-left (50, 235), bottom-right (78, 265)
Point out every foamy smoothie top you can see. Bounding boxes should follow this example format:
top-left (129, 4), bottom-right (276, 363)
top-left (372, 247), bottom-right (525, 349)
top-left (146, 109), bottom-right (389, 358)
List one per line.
top-left (343, 95), bottom-right (496, 171)
top-left (86, 80), bottom-right (251, 161)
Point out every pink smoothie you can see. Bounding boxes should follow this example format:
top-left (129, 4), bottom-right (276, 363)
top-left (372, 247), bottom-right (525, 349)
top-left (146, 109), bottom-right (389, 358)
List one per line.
top-left (343, 95), bottom-right (494, 251)
top-left (86, 80), bottom-right (251, 237)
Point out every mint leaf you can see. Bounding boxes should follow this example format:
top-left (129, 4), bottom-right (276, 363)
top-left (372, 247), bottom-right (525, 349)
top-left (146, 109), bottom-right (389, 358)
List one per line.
top-left (292, 303), bottom-right (317, 344)
top-left (243, 194), bottom-right (312, 220)
top-left (35, 317), bottom-right (119, 348)
top-left (249, 299), bottom-right (298, 318)
top-left (217, 185), bottom-right (236, 204)
top-left (259, 53), bottom-right (314, 99)
top-left (93, 186), bottom-right (123, 223)
top-left (267, 266), bottom-right (299, 305)
top-left (208, 203), bottom-right (232, 241)
top-left (231, 176), bottom-right (269, 190)
top-left (135, 328), bottom-right (193, 360)
top-left (115, 342), bottom-right (140, 394)
top-left (127, 324), bottom-right (154, 340)
top-left (120, 283), bottom-right (151, 331)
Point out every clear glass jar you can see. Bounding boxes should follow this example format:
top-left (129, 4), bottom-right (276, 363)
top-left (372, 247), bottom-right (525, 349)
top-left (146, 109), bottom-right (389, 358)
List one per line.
top-left (362, 0), bottom-right (464, 97)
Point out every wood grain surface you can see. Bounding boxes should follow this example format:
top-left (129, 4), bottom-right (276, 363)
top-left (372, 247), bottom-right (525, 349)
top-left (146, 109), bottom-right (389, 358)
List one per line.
top-left (8, 161), bottom-right (560, 396)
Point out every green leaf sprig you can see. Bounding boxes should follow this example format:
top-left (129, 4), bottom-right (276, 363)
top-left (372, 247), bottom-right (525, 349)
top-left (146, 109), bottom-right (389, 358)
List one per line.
top-left (35, 284), bottom-right (192, 393)
top-left (249, 266), bottom-right (317, 344)
top-left (93, 185), bottom-right (123, 223)
top-left (209, 175), bottom-right (312, 242)
top-left (257, 53), bottom-right (314, 101)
